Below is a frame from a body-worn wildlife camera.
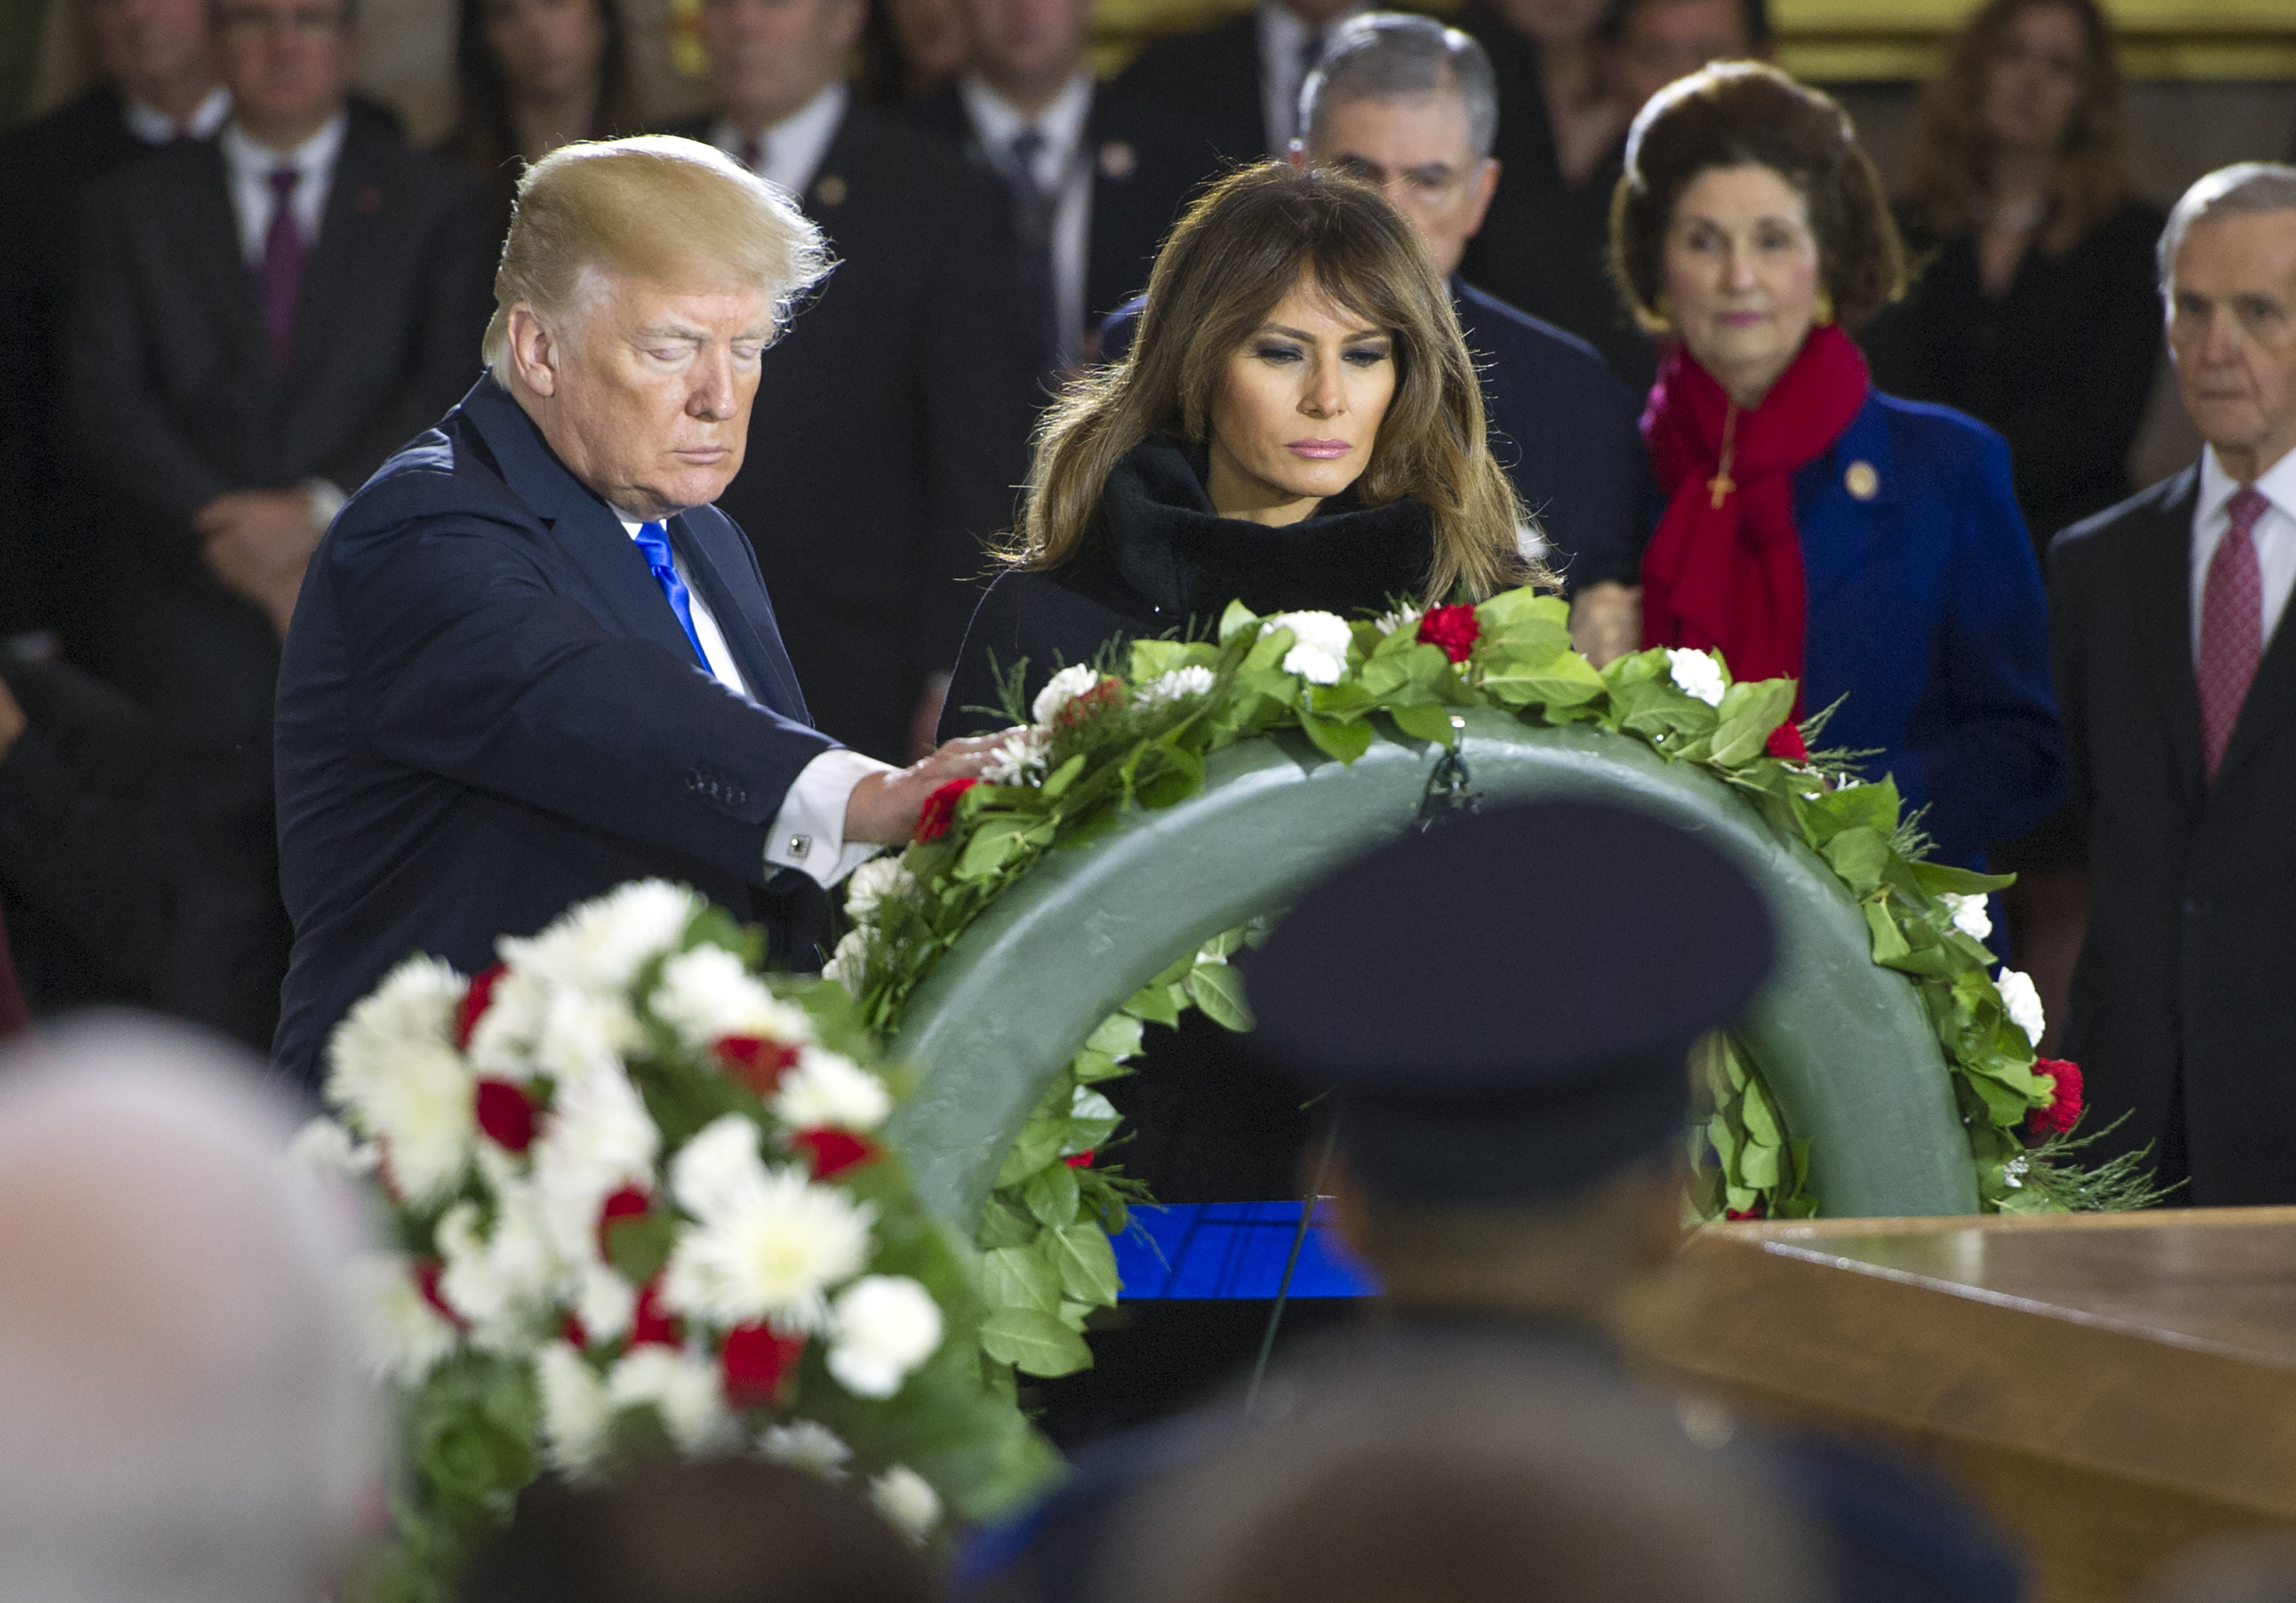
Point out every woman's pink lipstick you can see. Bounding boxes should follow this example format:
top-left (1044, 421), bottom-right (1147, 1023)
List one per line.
top-left (1287, 439), bottom-right (1352, 459)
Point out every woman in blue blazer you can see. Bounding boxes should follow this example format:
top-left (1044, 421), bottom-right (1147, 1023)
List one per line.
top-left (1580, 62), bottom-right (2063, 868)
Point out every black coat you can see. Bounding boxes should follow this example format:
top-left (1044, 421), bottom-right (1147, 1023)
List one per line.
top-left (1865, 199), bottom-right (2165, 558)
top-left (905, 81), bottom-right (1205, 351)
top-left (1459, 142), bottom-right (1652, 393)
top-left (939, 437), bottom-right (1437, 741)
top-left (1110, 10), bottom-right (1268, 175)
top-left (2051, 465), bottom-right (2296, 1204)
top-left (272, 379), bottom-right (838, 1087)
top-left (0, 85), bottom-right (189, 656)
top-left (664, 104), bottom-right (1052, 762)
top-left (1098, 281), bottom-right (1648, 591)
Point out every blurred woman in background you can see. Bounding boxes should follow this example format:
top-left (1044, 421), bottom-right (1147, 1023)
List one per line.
top-left (441, 0), bottom-right (641, 230)
top-left (1609, 63), bottom-right (2063, 871)
top-left (1865, 0), bottom-right (2161, 557)
top-left (855, 0), bottom-right (968, 104)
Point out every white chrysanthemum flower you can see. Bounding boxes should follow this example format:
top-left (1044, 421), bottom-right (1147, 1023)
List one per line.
top-left (289, 1117), bottom-right (377, 1179)
top-left (843, 856), bottom-right (918, 927)
top-left (608, 1346), bottom-right (735, 1455)
top-left (506, 880), bottom-right (700, 995)
top-left (571, 1259), bottom-right (638, 1345)
top-left (651, 943), bottom-right (814, 1051)
top-left (1996, 967), bottom-right (2046, 1047)
top-left (1666, 647), bottom-right (1727, 707)
top-left (1137, 664), bottom-right (1217, 707)
top-left (983, 725), bottom-right (1052, 786)
top-left (535, 1341), bottom-right (613, 1476)
top-left (821, 927), bottom-right (869, 998)
top-left (760, 1419), bottom-right (853, 1478)
top-left (1942, 893), bottom-right (1994, 943)
top-left (772, 1047), bottom-right (893, 1133)
top-left (436, 1184), bottom-right (563, 1351)
top-left (661, 1158), bottom-right (876, 1332)
top-left (1031, 663), bottom-right (1101, 725)
top-left (348, 1252), bottom-right (459, 1386)
top-left (869, 1465), bottom-right (943, 1543)
top-left (325, 957), bottom-right (476, 1204)
top-left (1264, 611), bottom-right (1354, 685)
top-left (530, 986), bottom-right (644, 1083)
top-left (670, 1114), bottom-right (770, 1219)
top-left (462, 966), bottom-right (546, 1081)
top-left (826, 1276), bottom-right (944, 1399)
top-left (1372, 603), bottom-right (1422, 637)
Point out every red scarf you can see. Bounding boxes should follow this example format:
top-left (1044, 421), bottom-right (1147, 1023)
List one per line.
top-left (1639, 324), bottom-right (1870, 697)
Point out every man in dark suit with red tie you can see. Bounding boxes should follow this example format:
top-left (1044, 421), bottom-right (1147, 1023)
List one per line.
top-left (66, 0), bottom-right (494, 1047)
top-left (2050, 164), bottom-right (2296, 1204)
top-left (270, 138), bottom-right (1003, 1087)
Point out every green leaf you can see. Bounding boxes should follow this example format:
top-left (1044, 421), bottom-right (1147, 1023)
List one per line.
top-left (1045, 1223), bottom-right (1123, 1306)
top-left (1039, 754), bottom-right (1088, 800)
top-left (979, 1244), bottom-right (1061, 1315)
top-left (1086, 1013), bottom-right (1144, 1059)
top-left (1821, 826), bottom-right (1892, 895)
top-left (1121, 979), bottom-right (1182, 1028)
top-left (1298, 709), bottom-right (1375, 764)
top-left (994, 1117), bottom-right (1066, 1188)
top-left (1707, 679), bottom-right (1797, 767)
top-left (977, 1306), bottom-right (1093, 1377)
top-left (1217, 599), bottom-right (1260, 643)
top-left (1021, 1161), bottom-right (1081, 1228)
top-left (603, 1210), bottom-right (676, 1285)
top-left (1185, 962), bottom-right (1255, 1031)
top-left (1862, 899), bottom-right (1911, 963)
top-left (1388, 701), bottom-right (1459, 744)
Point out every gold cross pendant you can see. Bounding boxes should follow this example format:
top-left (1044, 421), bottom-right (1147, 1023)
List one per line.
top-left (1707, 402), bottom-right (1740, 510)
top-left (1707, 471), bottom-right (1734, 510)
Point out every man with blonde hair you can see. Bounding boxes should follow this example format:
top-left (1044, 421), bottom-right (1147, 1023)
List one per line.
top-left (271, 136), bottom-right (1002, 1085)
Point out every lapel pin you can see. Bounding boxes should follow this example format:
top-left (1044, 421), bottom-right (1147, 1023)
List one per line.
top-left (1845, 460), bottom-right (1879, 500)
top-left (356, 185), bottom-right (383, 213)
top-left (1098, 140), bottom-right (1137, 181)
top-left (814, 173), bottom-right (847, 207)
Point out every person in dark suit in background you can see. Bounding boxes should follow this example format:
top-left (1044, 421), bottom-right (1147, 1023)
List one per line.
top-left (907, 0), bottom-right (1202, 370)
top-left (2052, 165), bottom-right (2296, 1206)
top-left (0, 0), bottom-right (227, 664)
top-left (1462, 0), bottom-right (1768, 390)
top-left (1104, 15), bottom-right (1647, 608)
top-left (1111, 0), bottom-right (1367, 174)
top-left (271, 138), bottom-right (1006, 1087)
top-left (66, 0), bottom-right (495, 1048)
top-left (662, 0), bottom-right (1049, 761)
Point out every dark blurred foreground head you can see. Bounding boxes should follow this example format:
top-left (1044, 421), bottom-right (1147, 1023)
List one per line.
top-left (1096, 1350), bottom-right (1827, 1603)
top-left (459, 1458), bottom-right (941, 1603)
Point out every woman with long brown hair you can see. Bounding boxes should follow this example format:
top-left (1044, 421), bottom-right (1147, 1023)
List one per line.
top-left (940, 161), bottom-right (1538, 741)
top-left (439, 0), bottom-right (644, 233)
top-left (1864, 0), bottom-right (2162, 555)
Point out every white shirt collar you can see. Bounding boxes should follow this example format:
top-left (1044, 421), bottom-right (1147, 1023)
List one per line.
top-left (122, 84), bottom-right (230, 145)
top-left (713, 80), bottom-right (848, 202)
top-left (959, 70), bottom-right (1093, 180)
top-left (220, 110), bottom-right (347, 181)
top-left (2200, 442), bottom-right (2296, 526)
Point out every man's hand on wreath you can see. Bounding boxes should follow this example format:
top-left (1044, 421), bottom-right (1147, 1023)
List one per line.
top-left (842, 731), bottom-right (1016, 845)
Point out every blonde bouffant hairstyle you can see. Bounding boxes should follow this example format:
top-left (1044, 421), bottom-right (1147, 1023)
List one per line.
top-left (1006, 162), bottom-right (1540, 604)
top-left (483, 135), bottom-right (833, 370)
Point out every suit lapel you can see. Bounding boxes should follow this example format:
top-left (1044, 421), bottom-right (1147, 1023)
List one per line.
top-left (178, 145), bottom-right (270, 384)
top-left (2133, 468), bottom-right (2206, 805)
top-left (667, 513), bottom-right (809, 718)
top-left (286, 119), bottom-right (382, 403)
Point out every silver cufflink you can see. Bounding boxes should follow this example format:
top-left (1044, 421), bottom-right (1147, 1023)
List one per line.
top-left (787, 835), bottom-right (811, 859)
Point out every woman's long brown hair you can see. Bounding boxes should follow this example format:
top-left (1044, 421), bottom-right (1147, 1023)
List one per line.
top-left (1003, 162), bottom-right (1541, 604)
top-left (1903, 0), bottom-right (2134, 254)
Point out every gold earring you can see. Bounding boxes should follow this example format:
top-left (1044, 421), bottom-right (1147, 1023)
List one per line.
top-left (1813, 287), bottom-right (1836, 327)
top-left (1647, 290), bottom-right (1675, 334)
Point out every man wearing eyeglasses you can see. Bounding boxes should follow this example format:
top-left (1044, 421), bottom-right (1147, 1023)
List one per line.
top-left (64, 0), bottom-right (494, 1049)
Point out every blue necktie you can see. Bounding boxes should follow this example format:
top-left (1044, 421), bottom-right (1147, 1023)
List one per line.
top-left (631, 520), bottom-right (708, 670)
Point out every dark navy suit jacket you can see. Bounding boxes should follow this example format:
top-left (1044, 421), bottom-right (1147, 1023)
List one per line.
top-left (1098, 280), bottom-right (1648, 588)
top-left (271, 378), bottom-right (837, 1085)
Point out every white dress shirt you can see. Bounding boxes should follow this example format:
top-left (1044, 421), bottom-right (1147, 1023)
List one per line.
top-left (711, 82), bottom-right (850, 202)
top-left (2190, 445), bottom-right (2296, 663)
top-left (960, 70), bottom-right (1093, 364)
top-left (220, 113), bottom-right (346, 265)
top-left (122, 85), bottom-right (230, 145)
top-left (1255, 1), bottom-right (1366, 153)
top-left (616, 516), bottom-right (891, 888)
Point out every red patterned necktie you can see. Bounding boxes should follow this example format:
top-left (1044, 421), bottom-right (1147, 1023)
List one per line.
top-left (2198, 484), bottom-right (2269, 782)
top-left (259, 165), bottom-right (306, 376)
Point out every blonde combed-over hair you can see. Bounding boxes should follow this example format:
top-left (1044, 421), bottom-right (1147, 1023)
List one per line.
top-left (482, 135), bottom-right (833, 370)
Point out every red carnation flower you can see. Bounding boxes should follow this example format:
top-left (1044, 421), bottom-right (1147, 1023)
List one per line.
top-left (1064, 1149), bottom-right (1095, 1169)
top-left (474, 1077), bottom-right (536, 1153)
top-left (455, 963), bottom-right (507, 1050)
top-left (721, 1322), bottom-right (807, 1408)
top-left (629, 1276), bottom-right (680, 1347)
top-left (413, 1258), bottom-right (467, 1330)
top-left (791, 1127), bottom-right (881, 1181)
top-left (716, 1034), bottom-right (803, 1097)
top-left (1766, 721), bottom-right (1808, 762)
top-left (1416, 604), bottom-right (1481, 663)
top-left (596, 1184), bottom-right (651, 1257)
top-left (1724, 1201), bottom-right (1767, 1222)
top-left (914, 777), bottom-right (977, 843)
top-left (562, 1311), bottom-right (589, 1350)
top-left (1055, 677), bottom-right (1127, 727)
top-left (2030, 1058), bottom-right (2084, 1137)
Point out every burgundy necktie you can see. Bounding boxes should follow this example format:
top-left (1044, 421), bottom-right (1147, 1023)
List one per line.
top-left (2198, 485), bottom-right (2269, 782)
top-left (259, 165), bottom-right (306, 376)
